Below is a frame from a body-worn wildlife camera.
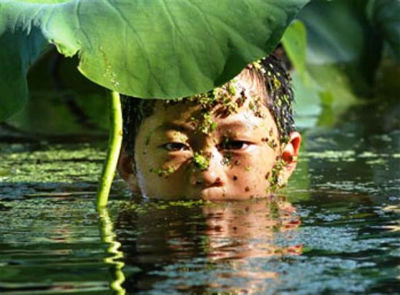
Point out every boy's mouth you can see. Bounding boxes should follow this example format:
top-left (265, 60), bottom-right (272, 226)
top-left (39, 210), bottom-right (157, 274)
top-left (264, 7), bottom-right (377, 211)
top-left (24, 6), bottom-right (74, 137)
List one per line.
top-left (196, 186), bottom-right (227, 201)
top-left (196, 187), bottom-right (252, 201)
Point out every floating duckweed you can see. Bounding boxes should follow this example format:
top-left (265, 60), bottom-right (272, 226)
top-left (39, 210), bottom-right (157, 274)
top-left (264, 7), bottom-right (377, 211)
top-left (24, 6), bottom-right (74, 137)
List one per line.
top-left (248, 101), bottom-right (255, 110)
top-left (193, 152), bottom-right (210, 171)
top-left (366, 158), bottom-right (386, 165)
top-left (228, 83), bottom-right (237, 96)
top-left (0, 168), bottom-right (10, 177)
top-left (168, 199), bottom-right (205, 208)
top-left (199, 81), bottom-right (243, 116)
top-left (172, 132), bottom-right (188, 143)
top-left (0, 144), bottom-right (104, 184)
top-left (222, 98), bottom-right (239, 115)
top-left (273, 76), bottom-right (281, 89)
top-left (248, 96), bottom-right (265, 118)
top-left (197, 112), bottom-right (218, 134)
top-left (157, 166), bottom-right (176, 177)
top-left (187, 82), bottom-right (249, 134)
top-left (306, 150), bottom-right (356, 161)
top-left (252, 60), bottom-right (262, 70)
top-left (268, 158), bottom-right (286, 191)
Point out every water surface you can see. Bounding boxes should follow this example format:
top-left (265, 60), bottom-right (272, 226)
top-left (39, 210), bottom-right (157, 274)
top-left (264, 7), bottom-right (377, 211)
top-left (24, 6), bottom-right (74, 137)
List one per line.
top-left (1, 101), bottom-right (399, 295)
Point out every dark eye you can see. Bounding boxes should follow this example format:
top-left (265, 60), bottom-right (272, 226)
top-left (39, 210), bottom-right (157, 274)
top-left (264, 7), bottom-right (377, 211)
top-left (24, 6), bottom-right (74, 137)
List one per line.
top-left (161, 142), bottom-right (190, 152)
top-left (219, 140), bottom-right (249, 150)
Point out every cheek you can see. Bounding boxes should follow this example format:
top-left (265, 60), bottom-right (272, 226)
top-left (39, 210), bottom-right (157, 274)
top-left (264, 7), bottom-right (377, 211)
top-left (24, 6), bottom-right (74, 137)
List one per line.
top-left (253, 146), bottom-right (278, 173)
top-left (225, 147), bottom-right (277, 192)
top-left (137, 149), bottom-right (193, 179)
top-left (228, 146), bottom-right (276, 171)
top-left (136, 149), bottom-right (162, 172)
top-left (135, 151), bottom-right (193, 198)
top-left (158, 153), bottom-right (193, 175)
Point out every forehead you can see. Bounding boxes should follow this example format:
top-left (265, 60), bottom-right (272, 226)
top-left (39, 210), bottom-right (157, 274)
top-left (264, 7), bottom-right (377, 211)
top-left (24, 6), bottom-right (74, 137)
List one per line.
top-left (139, 71), bottom-right (276, 134)
top-left (143, 94), bottom-right (276, 135)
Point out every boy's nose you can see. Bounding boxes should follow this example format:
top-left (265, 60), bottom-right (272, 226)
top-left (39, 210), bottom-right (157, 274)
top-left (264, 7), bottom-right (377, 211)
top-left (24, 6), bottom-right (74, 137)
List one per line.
top-left (191, 149), bottom-right (225, 187)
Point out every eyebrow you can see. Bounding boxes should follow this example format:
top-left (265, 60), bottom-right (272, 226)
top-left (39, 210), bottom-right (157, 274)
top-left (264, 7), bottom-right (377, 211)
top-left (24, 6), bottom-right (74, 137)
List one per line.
top-left (155, 118), bottom-right (261, 135)
top-left (155, 122), bottom-right (195, 133)
top-left (216, 120), bottom-right (256, 132)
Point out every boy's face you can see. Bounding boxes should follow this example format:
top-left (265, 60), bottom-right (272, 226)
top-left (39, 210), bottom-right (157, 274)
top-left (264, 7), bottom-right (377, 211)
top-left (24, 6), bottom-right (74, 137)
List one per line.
top-left (119, 79), bottom-right (301, 200)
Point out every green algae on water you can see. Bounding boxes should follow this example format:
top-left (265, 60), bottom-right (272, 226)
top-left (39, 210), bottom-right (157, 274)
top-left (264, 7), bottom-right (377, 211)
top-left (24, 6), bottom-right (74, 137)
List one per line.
top-left (0, 143), bottom-right (104, 183)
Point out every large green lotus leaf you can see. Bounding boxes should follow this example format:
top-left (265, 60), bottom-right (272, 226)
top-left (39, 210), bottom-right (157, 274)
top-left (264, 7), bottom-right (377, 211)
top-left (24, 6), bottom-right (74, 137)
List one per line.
top-left (0, 0), bottom-right (308, 121)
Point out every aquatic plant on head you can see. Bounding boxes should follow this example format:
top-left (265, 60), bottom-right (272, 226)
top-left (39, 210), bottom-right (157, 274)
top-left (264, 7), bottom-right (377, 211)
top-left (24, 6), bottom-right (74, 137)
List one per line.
top-left (0, 0), bottom-right (309, 208)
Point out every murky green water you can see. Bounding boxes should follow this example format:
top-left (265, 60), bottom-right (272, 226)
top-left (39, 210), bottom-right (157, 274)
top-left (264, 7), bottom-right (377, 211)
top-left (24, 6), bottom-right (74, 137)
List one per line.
top-left (1, 100), bottom-right (399, 295)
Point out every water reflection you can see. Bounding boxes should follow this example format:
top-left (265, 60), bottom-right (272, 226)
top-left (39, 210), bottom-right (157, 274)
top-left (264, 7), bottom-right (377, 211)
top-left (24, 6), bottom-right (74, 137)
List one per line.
top-left (1, 99), bottom-right (399, 294)
top-left (99, 208), bottom-right (126, 295)
top-left (115, 197), bottom-right (302, 294)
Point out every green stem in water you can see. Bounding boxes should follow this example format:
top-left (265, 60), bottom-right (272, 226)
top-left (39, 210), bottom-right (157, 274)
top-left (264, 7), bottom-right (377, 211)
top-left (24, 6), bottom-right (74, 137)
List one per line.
top-left (98, 207), bottom-right (126, 295)
top-left (96, 90), bottom-right (123, 209)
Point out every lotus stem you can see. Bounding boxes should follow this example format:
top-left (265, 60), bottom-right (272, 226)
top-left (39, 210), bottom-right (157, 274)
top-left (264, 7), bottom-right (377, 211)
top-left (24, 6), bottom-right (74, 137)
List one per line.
top-left (96, 90), bottom-right (123, 209)
top-left (98, 207), bottom-right (126, 295)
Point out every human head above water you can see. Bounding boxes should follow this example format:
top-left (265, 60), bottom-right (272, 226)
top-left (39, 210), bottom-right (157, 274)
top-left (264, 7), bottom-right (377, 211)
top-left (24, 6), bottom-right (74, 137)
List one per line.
top-left (118, 55), bottom-right (301, 200)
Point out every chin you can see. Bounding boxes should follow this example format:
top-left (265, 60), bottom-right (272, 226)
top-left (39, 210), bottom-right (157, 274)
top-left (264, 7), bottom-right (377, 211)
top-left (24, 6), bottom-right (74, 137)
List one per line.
top-left (196, 187), bottom-right (254, 201)
top-left (141, 187), bottom-right (268, 201)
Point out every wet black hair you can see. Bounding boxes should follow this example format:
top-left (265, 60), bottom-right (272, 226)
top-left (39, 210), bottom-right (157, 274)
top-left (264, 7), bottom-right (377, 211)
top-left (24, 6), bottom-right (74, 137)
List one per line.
top-left (121, 55), bottom-right (295, 156)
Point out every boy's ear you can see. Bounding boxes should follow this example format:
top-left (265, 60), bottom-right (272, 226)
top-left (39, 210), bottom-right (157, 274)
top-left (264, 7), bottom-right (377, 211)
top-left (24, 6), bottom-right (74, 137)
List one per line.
top-left (118, 148), bottom-right (140, 192)
top-left (280, 131), bottom-right (302, 183)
